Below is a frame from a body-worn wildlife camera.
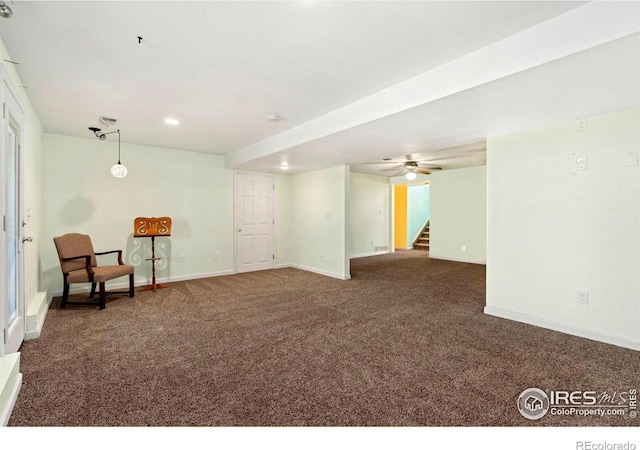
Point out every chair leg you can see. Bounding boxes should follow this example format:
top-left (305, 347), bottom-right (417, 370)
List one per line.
top-left (129, 274), bottom-right (135, 298)
top-left (61, 277), bottom-right (70, 308)
top-left (89, 282), bottom-right (97, 299)
top-left (99, 282), bottom-right (106, 310)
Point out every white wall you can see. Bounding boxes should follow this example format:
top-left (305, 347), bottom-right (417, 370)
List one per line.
top-left (429, 166), bottom-right (487, 264)
top-left (486, 109), bottom-right (640, 350)
top-left (349, 172), bottom-right (390, 258)
top-left (290, 165), bottom-right (350, 279)
top-left (41, 133), bottom-right (235, 293)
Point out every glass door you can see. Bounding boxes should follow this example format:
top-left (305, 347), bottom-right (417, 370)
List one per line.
top-left (5, 122), bottom-right (21, 351)
top-left (2, 79), bottom-right (25, 355)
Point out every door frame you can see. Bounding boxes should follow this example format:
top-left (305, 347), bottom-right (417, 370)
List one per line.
top-left (233, 170), bottom-right (276, 274)
top-left (1, 66), bottom-right (27, 356)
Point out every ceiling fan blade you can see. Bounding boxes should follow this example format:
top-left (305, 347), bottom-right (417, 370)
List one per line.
top-left (417, 169), bottom-right (431, 175)
top-left (417, 164), bottom-right (443, 170)
top-left (359, 161), bottom-right (402, 166)
top-left (380, 165), bottom-right (404, 171)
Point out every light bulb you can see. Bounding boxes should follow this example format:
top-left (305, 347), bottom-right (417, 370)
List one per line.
top-left (111, 163), bottom-right (128, 178)
top-left (405, 172), bottom-right (417, 181)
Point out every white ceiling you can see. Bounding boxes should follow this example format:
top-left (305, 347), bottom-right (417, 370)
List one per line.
top-left (1, 1), bottom-right (639, 176)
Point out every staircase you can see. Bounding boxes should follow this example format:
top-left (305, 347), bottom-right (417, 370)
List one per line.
top-left (413, 221), bottom-right (430, 251)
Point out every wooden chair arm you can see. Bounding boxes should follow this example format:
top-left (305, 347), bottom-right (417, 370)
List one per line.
top-left (62, 255), bottom-right (95, 281)
top-left (95, 250), bottom-right (124, 265)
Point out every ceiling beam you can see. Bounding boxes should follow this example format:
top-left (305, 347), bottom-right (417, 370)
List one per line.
top-left (225, 1), bottom-right (640, 170)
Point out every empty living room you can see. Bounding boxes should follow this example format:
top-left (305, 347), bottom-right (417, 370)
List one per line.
top-left (0, 1), bottom-right (638, 449)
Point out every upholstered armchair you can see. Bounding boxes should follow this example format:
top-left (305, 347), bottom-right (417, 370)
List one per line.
top-left (53, 233), bottom-right (134, 310)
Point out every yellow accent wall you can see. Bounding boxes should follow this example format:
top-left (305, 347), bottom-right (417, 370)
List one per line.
top-left (394, 185), bottom-right (407, 249)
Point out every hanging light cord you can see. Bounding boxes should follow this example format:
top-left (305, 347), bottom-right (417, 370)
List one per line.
top-left (117, 130), bottom-right (121, 164)
top-left (103, 129), bottom-right (121, 163)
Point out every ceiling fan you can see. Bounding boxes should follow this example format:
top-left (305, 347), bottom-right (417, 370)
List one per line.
top-left (375, 158), bottom-right (443, 180)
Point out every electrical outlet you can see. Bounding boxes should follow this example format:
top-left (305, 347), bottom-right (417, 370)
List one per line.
top-left (213, 252), bottom-right (219, 261)
top-left (576, 118), bottom-right (588, 132)
top-left (461, 245), bottom-right (466, 252)
top-left (577, 290), bottom-right (589, 305)
top-left (179, 255), bottom-right (186, 263)
top-left (575, 156), bottom-right (588, 170)
top-left (320, 255), bottom-right (325, 263)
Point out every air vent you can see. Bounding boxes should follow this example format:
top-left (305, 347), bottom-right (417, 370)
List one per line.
top-left (99, 116), bottom-right (118, 127)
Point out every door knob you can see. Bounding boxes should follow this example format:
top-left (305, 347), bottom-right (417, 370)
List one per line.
top-left (22, 236), bottom-right (33, 243)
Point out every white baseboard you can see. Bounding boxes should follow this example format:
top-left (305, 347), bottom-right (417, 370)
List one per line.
top-left (350, 250), bottom-right (390, 259)
top-left (155, 270), bottom-right (235, 284)
top-left (289, 264), bottom-right (351, 280)
top-left (51, 264), bottom-right (352, 300)
top-left (0, 353), bottom-right (22, 427)
top-left (429, 254), bottom-right (486, 265)
top-left (0, 373), bottom-right (21, 427)
top-left (25, 289), bottom-right (53, 341)
top-left (51, 269), bottom-right (236, 297)
top-left (484, 305), bottom-right (640, 351)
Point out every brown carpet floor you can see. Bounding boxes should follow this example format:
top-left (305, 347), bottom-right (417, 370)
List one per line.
top-left (9, 251), bottom-right (640, 426)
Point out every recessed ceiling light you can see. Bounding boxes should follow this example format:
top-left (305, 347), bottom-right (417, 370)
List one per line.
top-left (164, 118), bottom-right (180, 125)
top-left (279, 162), bottom-right (290, 171)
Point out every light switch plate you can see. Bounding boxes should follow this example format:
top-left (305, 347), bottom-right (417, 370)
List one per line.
top-left (626, 151), bottom-right (638, 166)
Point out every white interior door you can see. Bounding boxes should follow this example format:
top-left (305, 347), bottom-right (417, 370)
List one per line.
top-left (235, 173), bottom-right (275, 273)
top-left (2, 75), bottom-right (26, 355)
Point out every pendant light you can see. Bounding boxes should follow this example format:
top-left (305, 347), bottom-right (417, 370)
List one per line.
top-left (109, 130), bottom-right (127, 178)
top-left (89, 127), bottom-right (128, 178)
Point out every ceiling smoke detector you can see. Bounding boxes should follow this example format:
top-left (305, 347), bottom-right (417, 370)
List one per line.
top-left (266, 114), bottom-right (281, 123)
top-left (99, 116), bottom-right (118, 128)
